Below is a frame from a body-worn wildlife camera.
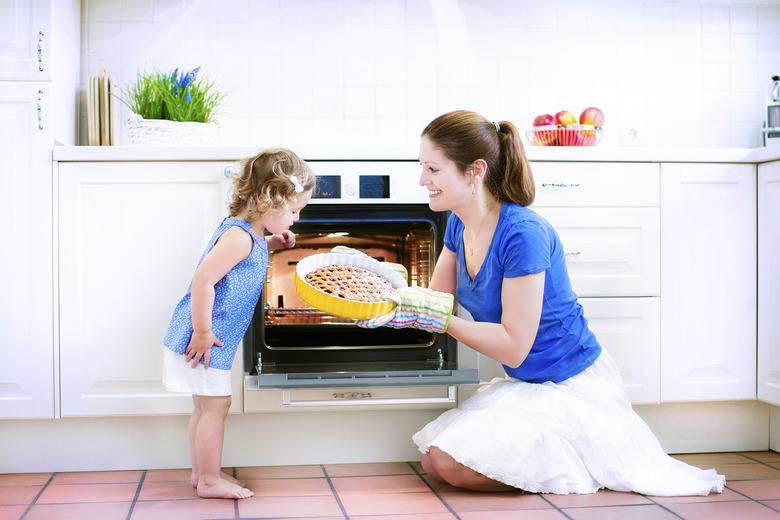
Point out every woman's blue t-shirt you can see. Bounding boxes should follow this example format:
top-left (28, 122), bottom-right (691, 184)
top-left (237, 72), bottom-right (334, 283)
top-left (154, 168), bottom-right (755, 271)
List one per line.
top-left (445, 202), bottom-right (601, 383)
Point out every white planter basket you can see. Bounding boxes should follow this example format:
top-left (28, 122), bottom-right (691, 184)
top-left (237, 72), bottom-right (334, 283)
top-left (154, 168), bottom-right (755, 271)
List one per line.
top-left (123, 114), bottom-right (219, 145)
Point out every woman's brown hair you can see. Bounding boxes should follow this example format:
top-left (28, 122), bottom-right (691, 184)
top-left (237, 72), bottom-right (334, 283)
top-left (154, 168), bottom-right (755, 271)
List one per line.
top-left (421, 110), bottom-right (535, 206)
top-left (229, 148), bottom-right (315, 221)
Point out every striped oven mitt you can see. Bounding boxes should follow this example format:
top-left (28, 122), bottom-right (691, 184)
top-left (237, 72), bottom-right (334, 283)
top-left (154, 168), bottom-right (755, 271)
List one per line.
top-left (330, 245), bottom-right (409, 284)
top-left (358, 286), bottom-right (454, 334)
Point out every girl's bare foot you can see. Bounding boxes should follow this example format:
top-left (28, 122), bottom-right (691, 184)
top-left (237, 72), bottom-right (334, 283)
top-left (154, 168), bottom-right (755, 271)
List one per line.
top-left (196, 479), bottom-right (254, 499)
top-left (191, 471), bottom-right (245, 488)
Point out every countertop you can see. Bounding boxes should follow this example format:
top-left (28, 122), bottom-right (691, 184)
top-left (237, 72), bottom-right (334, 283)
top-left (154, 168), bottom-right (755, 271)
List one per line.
top-left (52, 145), bottom-right (780, 164)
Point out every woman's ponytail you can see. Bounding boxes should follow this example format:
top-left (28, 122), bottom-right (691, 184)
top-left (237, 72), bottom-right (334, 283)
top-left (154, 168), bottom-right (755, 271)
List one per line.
top-left (494, 121), bottom-right (535, 206)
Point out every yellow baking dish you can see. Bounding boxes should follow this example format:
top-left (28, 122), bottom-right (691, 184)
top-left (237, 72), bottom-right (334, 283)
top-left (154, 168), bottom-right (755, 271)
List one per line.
top-left (294, 252), bottom-right (407, 320)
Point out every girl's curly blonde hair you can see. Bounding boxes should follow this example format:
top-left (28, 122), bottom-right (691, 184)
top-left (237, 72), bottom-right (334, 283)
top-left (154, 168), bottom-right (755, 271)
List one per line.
top-left (229, 148), bottom-right (315, 221)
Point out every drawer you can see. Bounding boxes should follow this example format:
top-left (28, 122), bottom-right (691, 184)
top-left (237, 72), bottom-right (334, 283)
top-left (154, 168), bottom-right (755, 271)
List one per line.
top-left (535, 208), bottom-right (660, 297)
top-left (244, 380), bottom-right (456, 412)
top-left (530, 162), bottom-right (660, 207)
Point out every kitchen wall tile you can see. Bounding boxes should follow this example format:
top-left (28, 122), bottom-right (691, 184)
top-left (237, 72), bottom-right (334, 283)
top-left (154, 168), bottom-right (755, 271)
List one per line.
top-left (121, 0), bottom-right (154, 22)
top-left (405, 0), bottom-right (434, 25)
top-left (89, 22), bottom-right (121, 53)
top-left (248, 0), bottom-right (281, 24)
top-left (312, 86), bottom-right (344, 118)
top-left (375, 86), bottom-right (406, 118)
top-left (184, 21), bottom-right (216, 54)
top-left (248, 23), bottom-right (281, 55)
top-left (672, 2), bottom-right (701, 33)
top-left (343, 0), bottom-right (374, 26)
top-left (312, 54), bottom-right (345, 86)
top-left (90, 0), bottom-right (121, 22)
top-left (249, 117), bottom-right (281, 144)
top-left (732, 63), bottom-right (759, 92)
top-left (730, 33), bottom-right (758, 63)
top-left (758, 5), bottom-right (780, 35)
top-left (701, 3), bottom-right (729, 32)
top-left (153, 0), bottom-right (185, 23)
top-left (215, 22), bottom-right (249, 55)
top-left (758, 36), bottom-right (780, 64)
top-left (701, 62), bottom-right (731, 91)
top-left (644, 1), bottom-right (675, 33)
top-left (729, 4), bottom-right (757, 34)
top-left (343, 59), bottom-right (375, 87)
top-left (375, 1), bottom-right (406, 26)
top-left (344, 86), bottom-right (375, 117)
top-left (701, 32), bottom-right (730, 62)
top-left (213, 0), bottom-right (248, 22)
top-left (248, 82), bottom-right (281, 118)
top-left (614, 0), bottom-right (645, 34)
top-left (183, 0), bottom-right (215, 23)
top-left (120, 23), bottom-right (154, 55)
top-left (281, 86), bottom-right (314, 118)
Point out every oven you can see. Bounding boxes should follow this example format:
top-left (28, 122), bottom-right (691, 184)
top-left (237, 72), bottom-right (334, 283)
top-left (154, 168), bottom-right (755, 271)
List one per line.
top-left (242, 161), bottom-right (478, 399)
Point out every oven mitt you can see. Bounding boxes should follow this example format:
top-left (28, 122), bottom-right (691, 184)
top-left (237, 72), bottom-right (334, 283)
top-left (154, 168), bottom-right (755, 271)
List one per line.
top-left (330, 245), bottom-right (409, 284)
top-left (357, 286), bottom-right (454, 334)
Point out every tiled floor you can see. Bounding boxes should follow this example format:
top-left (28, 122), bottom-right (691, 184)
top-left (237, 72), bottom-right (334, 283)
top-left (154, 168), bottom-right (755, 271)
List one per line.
top-left (3, 452), bottom-right (780, 519)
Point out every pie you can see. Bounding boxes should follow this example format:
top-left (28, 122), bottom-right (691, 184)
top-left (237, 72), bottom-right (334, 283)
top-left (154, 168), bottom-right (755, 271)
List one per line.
top-left (304, 264), bottom-right (395, 302)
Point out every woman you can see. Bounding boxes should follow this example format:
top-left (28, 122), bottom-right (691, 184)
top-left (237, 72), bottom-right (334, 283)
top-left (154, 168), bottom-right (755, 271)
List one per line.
top-left (364, 110), bottom-right (725, 496)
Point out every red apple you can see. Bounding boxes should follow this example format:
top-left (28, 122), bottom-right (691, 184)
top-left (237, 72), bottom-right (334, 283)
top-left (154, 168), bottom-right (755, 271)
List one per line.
top-left (533, 114), bottom-right (555, 127)
top-left (555, 110), bottom-right (577, 126)
top-left (579, 107), bottom-right (605, 127)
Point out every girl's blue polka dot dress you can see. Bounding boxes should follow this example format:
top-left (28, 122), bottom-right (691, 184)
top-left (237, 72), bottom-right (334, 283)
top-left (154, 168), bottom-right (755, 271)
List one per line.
top-left (163, 217), bottom-right (268, 370)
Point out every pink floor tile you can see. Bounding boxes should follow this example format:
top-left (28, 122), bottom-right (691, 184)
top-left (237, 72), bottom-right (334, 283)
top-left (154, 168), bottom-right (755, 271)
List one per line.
top-left (0, 505), bottom-right (26, 520)
top-left (138, 481), bottom-right (198, 501)
top-left (324, 462), bottom-right (415, 477)
top-left (0, 474), bottom-right (50, 486)
top-left (564, 504), bottom-right (679, 519)
top-left (727, 479), bottom-right (780, 500)
top-left (51, 470), bottom-right (142, 484)
top-left (664, 499), bottom-right (780, 519)
top-left (144, 469), bottom-right (192, 482)
top-left (459, 511), bottom-right (567, 520)
top-left (438, 491), bottom-right (549, 512)
top-left (339, 491), bottom-right (448, 516)
top-left (743, 452), bottom-right (780, 463)
top-left (544, 490), bottom-right (651, 508)
top-left (239, 495), bottom-right (342, 517)
top-left (674, 453), bottom-right (754, 465)
top-left (24, 501), bottom-right (130, 520)
top-left (243, 478), bottom-right (332, 496)
top-left (0, 486), bottom-right (40, 505)
top-left (649, 487), bottom-right (748, 503)
top-left (764, 500), bottom-right (780, 512)
top-left (332, 474), bottom-right (430, 494)
top-left (713, 463), bottom-right (780, 481)
top-left (236, 465), bottom-right (324, 479)
top-left (354, 514), bottom-right (455, 520)
top-left (130, 498), bottom-right (234, 520)
top-left (37, 483), bottom-right (137, 504)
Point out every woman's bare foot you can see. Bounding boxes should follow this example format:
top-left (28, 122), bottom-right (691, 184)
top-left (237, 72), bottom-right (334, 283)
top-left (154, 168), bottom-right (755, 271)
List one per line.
top-left (191, 471), bottom-right (245, 488)
top-left (196, 479), bottom-right (254, 499)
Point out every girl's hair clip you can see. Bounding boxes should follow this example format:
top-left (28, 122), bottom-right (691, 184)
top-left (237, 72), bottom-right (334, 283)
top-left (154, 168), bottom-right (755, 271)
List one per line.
top-left (290, 175), bottom-right (304, 193)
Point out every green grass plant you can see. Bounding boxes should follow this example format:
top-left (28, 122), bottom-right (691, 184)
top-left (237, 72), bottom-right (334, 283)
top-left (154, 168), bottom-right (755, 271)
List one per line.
top-left (126, 67), bottom-right (223, 123)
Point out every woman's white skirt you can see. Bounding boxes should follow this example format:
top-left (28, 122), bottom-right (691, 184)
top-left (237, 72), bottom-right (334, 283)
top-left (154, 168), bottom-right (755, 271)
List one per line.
top-left (413, 350), bottom-right (725, 496)
top-left (163, 348), bottom-right (232, 396)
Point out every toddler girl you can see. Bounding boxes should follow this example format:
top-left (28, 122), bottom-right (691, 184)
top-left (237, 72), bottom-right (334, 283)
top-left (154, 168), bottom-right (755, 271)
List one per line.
top-left (163, 148), bottom-right (315, 499)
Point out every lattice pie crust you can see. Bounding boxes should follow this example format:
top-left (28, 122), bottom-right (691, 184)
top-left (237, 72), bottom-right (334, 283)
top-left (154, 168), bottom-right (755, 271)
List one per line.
top-left (304, 264), bottom-right (395, 302)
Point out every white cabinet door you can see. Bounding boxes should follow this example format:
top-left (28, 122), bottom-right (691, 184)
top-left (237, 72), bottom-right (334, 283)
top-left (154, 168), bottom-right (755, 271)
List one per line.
top-left (580, 298), bottom-right (660, 404)
top-left (58, 162), bottom-right (243, 416)
top-left (0, 0), bottom-right (51, 80)
top-left (661, 163), bottom-right (756, 401)
top-left (0, 82), bottom-right (53, 418)
top-left (535, 208), bottom-right (660, 297)
top-left (759, 162), bottom-right (780, 405)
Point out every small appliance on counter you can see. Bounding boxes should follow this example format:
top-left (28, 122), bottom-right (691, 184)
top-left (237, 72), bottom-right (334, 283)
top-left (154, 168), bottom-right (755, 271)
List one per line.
top-left (763, 75), bottom-right (780, 146)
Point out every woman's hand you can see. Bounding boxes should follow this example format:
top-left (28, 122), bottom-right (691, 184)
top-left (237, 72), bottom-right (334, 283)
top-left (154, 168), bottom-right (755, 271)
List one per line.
top-left (359, 286), bottom-right (454, 333)
top-left (266, 230), bottom-right (296, 250)
top-left (184, 330), bottom-right (224, 369)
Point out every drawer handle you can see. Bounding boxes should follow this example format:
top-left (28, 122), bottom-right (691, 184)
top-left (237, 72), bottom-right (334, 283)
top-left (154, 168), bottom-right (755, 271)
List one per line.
top-left (332, 391), bottom-right (372, 399)
top-left (541, 182), bottom-right (580, 188)
top-left (565, 250), bottom-right (581, 256)
top-left (224, 166), bottom-right (239, 177)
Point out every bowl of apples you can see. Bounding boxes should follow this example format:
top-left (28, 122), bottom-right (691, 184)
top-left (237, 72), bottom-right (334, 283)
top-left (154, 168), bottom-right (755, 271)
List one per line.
top-left (528, 108), bottom-right (604, 146)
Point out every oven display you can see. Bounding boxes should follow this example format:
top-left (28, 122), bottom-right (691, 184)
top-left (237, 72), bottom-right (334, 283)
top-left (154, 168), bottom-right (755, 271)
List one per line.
top-left (359, 175), bottom-right (390, 199)
top-left (313, 175), bottom-right (341, 199)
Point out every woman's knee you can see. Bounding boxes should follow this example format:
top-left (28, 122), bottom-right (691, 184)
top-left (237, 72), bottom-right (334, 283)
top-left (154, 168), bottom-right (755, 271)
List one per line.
top-left (427, 447), bottom-right (468, 487)
top-left (196, 395), bottom-right (231, 415)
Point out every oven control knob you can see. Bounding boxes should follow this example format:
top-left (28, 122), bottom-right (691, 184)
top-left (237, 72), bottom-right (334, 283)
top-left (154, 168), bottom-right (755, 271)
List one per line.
top-left (344, 184), bottom-right (356, 197)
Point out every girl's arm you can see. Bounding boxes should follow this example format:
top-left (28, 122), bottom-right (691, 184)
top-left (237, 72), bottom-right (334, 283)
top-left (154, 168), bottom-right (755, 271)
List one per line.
top-left (428, 248), bottom-right (457, 295)
top-left (186, 227), bottom-right (253, 368)
top-left (445, 271), bottom-right (545, 368)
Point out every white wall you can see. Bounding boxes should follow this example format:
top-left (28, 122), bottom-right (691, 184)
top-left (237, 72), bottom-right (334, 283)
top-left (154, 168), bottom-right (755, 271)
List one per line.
top-left (80, 0), bottom-right (780, 149)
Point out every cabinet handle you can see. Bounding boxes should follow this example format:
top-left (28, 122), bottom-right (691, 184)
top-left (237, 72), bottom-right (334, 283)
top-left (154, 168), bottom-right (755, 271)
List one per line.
top-left (565, 250), bottom-right (581, 256)
top-left (37, 31), bottom-right (44, 72)
top-left (541, 182), bottom-right (580, 188)
top-left (224, 166), bottom-right (239, 178)
top-left (36, 89), bottom-right (44, 130)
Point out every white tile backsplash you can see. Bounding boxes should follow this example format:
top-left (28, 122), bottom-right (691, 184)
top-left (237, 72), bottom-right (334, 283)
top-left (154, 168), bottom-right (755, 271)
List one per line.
top-left (82, 0), bottom-right (780, 148)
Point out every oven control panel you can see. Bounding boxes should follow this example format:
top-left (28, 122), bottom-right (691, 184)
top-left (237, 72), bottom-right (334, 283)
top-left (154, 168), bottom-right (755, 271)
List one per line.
top-left (307, 161), bottom-right (428, 204)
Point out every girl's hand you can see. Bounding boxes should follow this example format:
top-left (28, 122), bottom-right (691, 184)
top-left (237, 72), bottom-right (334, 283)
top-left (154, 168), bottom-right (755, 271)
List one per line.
top-left (266, 230), bottom-right (296, 250)
top-left (184, 331), bottom-right (224, 369)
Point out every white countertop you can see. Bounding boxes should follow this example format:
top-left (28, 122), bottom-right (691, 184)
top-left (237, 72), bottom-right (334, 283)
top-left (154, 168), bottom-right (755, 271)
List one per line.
top-left (52, 145), bottom-right (780, 164)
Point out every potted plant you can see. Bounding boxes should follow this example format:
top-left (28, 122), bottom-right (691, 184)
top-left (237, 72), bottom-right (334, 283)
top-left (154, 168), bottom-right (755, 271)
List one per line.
top-left (123, 66), bottom-right (225, 145)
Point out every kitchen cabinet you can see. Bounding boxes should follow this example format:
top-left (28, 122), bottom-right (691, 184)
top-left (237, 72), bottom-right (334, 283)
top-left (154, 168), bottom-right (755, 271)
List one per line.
top-left (0, 82), bottom-right (53, 418)
top-left (758, 161), bottom-right (780, 405)
top-left (661, 163), bottom-right (756, 402)
top-left (0, 0), bottom-right (51, 80)
top-left (57, 161), bottom-right (243, 416)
